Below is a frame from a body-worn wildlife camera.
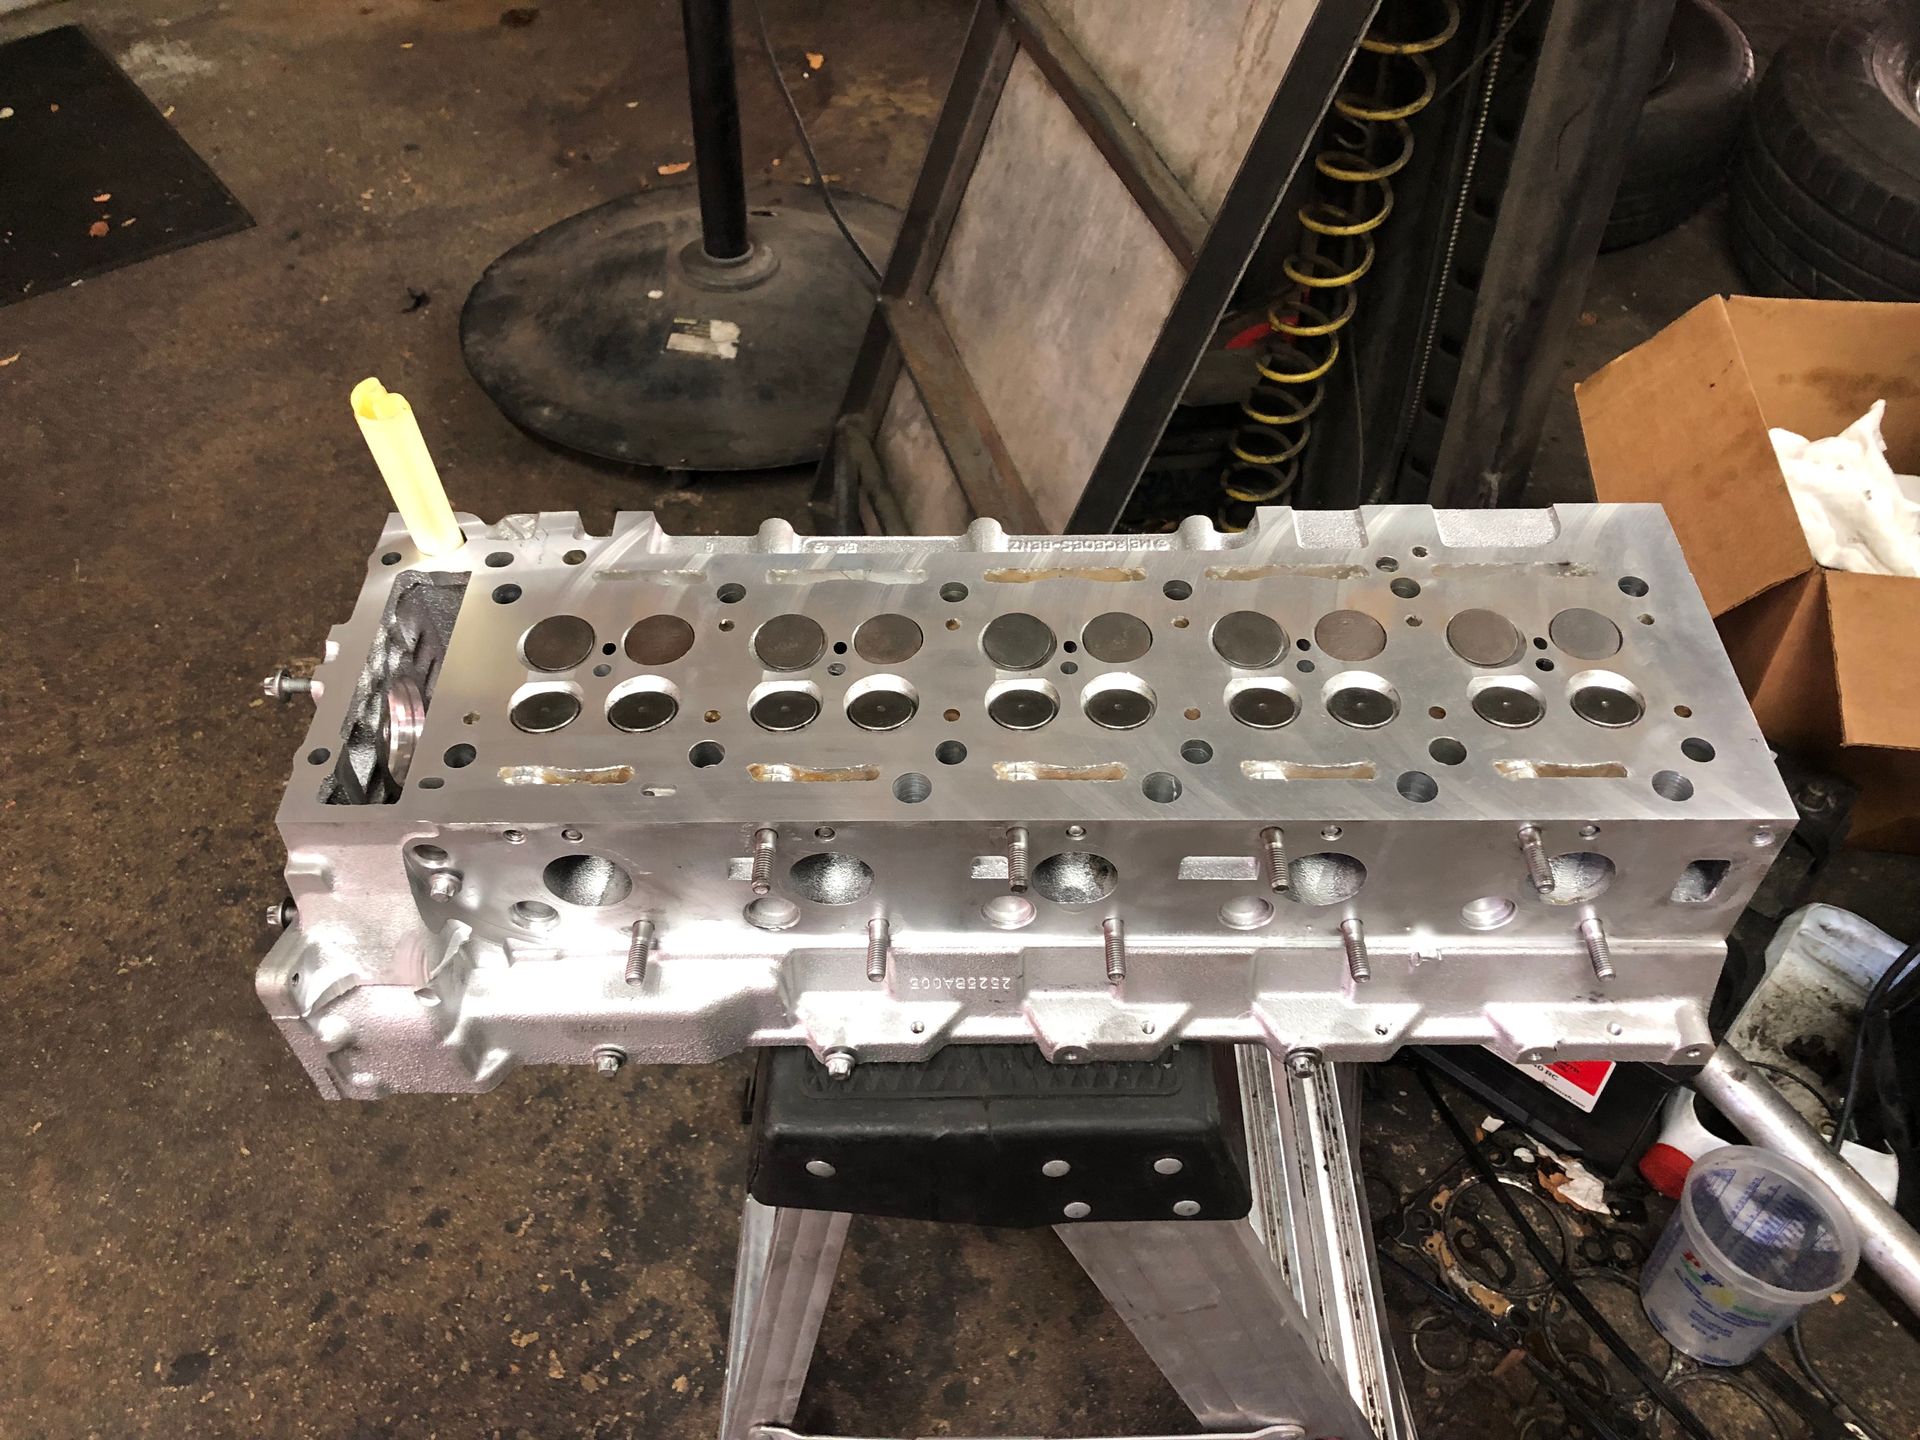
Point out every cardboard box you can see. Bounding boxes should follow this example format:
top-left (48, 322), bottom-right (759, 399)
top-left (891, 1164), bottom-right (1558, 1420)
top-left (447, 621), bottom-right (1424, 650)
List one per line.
top-left (1577, 296), bottom-right (1920, 853)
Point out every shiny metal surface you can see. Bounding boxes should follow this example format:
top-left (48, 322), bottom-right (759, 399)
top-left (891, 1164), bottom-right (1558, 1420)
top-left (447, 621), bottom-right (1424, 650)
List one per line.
top-left (257, 505), bottom-right (1793, 1097)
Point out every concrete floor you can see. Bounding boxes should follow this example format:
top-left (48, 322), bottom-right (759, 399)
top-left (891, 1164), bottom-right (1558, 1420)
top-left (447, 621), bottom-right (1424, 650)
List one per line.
top-left (1, 0), bottom-right (1917, 1436)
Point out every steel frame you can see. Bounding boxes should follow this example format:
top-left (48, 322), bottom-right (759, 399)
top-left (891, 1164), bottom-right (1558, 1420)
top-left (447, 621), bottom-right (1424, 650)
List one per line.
top-left (810, 0), bottom-right (1379, 536)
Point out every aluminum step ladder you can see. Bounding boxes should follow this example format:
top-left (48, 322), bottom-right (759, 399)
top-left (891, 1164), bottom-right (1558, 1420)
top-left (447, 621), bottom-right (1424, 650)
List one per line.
top-left (716, 1046), bottom-right (1411, 1440)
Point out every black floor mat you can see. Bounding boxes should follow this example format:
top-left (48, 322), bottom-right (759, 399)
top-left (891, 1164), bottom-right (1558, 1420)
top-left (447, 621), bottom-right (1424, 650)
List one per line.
top-left (0, 25), bottom-right (252, 306)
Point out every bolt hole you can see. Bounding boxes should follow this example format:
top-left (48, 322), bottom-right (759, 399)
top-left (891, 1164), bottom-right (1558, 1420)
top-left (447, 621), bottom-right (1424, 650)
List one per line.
top-left (689, 741), bottom-right (725, 767)
top-left (1297, 659), bottom-right (1315, 673)
top-left (1061, 661), bottom-right (1078, 675)
top-left (718, 618), bottom-right (735, 632)
top-left (380, 551), bottom-right (402, 565)
top-left (1163, 580), bottom-right (1192, 600)
top-left (492, 583), bottom-right (522, 604)
top-left (1412, 546), bottom-right (1429, 557)
top-left (1637, 613), bottom-right (1656, 626)
top-left (1390, 577), bottom-right (1421, 599)
top-left (1428, 737), bottom-right (1467, 766)
top-left (416, 776), bottom-right (445, 789)
top-left (935, 740), bottom-right (968, 765)
top-left (485, 551), bottom-right (513, 568)
top-left (1376, 556), bottom-right (1399, 572)
top-left (411, 844), bottom-right (449, 865)
top-left (827, 662), bottom-right (846, 676)
top-left (1142, 771), bottom-right (1182, 803)
top-left (940, 582), bottom-right (968, 602)
top-left (716, 582), bottom-right (746, 604)
top-left (893, 772), bottom-right (932, 804)
top-left (564, 548), bottom-right (587, 565)
top-left (1533, 636), bottom-right (1548, 650)
top-left (1680, 736), bottom-right (1716, 762)
top-left (1619, 576), bottom-right (1649, 597)
top-left (1063, 640), bottom-right (1077, 653)
top-left (602, 642), bottom-right (617, 655)
top-left (1181, 739), bottom-right (1213, 765)
top-left (1652, 769), bottom-right (1694, 802)
top-left (1396, 770), bottom-right (1439, 803)
top-left (561, 827), bottom-right (583, 843)
top-left (1535, 657), bottom-right (1555, 671)
top-left (443, 743), bottom-right (477, 768)
top-left (307, 747), bottom-right (331, 765)
top-left (593, 663), bottom-right (611, 677)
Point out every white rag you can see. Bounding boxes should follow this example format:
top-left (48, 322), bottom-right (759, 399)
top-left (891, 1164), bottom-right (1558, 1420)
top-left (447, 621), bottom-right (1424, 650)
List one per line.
top-left (1772, 399), bottom-right (1920, 576)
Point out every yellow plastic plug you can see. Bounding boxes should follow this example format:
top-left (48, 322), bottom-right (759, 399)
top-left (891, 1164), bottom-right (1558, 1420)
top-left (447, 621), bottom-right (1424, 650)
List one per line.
top-left (351, 377), bottom-right (464, 556)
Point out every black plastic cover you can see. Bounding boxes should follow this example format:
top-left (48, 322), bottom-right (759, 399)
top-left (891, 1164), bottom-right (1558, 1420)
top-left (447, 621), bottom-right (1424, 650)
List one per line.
top-left (746, 1045), bottom-right (1252, 1227)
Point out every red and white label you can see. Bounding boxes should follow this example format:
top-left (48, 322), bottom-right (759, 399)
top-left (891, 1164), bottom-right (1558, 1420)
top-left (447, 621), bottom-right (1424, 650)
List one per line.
top-left (1502, 1056), bottom-right (1616, 1114)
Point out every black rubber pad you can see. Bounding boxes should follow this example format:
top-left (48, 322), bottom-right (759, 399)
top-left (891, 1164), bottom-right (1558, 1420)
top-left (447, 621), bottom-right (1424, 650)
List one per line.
top-left (0, 25), bottom-right (252, 306)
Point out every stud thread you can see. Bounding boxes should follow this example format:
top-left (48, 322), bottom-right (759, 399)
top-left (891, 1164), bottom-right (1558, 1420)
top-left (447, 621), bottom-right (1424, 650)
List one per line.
top-left (1340, 917), bottom-right (1371, 983)
top-left (624, 919), bottom-right (655, 986)
top-left (1102, 916), bottom-right (1126, 984)
top-left (866, 917), bottom-right (890, 983)
top-left (1580, 916), bottom-right (1615, 981)
top-left (1518, 824), bottom-right (1554, 895)
top-left (1007, 826), bottom-right (1030, 893)
top-left (750, 827), bottom-right (776, 896)
top-left (1261, 826), bottom-right (1290, 893)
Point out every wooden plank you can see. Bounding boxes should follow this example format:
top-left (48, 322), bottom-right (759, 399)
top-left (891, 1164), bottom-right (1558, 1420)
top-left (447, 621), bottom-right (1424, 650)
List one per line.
top-left (874, 372), bottom-right (973, 535)
top-left (1001, 0), bottom-right (1207, 268)
top-left (883, 294), bottom-right (1047, 533)
top-left (1041, 0), bottom-right (1318, 220)
top-left (928, 48), bottom-right (1184, 531)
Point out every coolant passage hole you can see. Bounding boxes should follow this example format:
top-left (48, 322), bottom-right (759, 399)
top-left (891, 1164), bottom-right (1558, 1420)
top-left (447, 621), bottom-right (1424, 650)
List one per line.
top-left (1033, 852), bottom-right (1119, 905)
top-left (789, 852), bottom-right (875, 905)
top-left (543, 854), bottom-right (633, 907)
top-left (1142, 772), bottom-right (1182, 803)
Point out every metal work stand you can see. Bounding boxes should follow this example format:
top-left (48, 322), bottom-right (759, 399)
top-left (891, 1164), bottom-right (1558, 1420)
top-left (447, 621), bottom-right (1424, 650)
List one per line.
top-left (460, 0), bottom-right (895, 471)
top-left (717, 1048), bottom-right (1409, 1440)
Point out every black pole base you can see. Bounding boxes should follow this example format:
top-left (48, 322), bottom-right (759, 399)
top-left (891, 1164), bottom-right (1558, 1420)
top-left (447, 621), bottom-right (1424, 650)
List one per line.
top-left (460, 183), bottom-right (896, 472)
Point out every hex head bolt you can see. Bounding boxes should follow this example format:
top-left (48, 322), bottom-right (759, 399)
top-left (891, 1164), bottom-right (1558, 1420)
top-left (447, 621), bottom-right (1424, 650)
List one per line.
top-left (625, 918), bottom-right (656, 986)
top-left (1340, 917), bottom-right (1371, 983)
top-left (1579, 916), bottom-right (1615, 981)
top-left (1517, 824), bottom-right (1554, 895)
top-left (866, 917), bottom-right (890, 983)
top-left (823, 1048), bottom-right (856, 1080)
top-left (426, 871), bottom-right (462, 902)
top-left (262, 668), bottom-right (314, 702)
top-left (1006, 826), bottom-right (1030, 894)
top-left (591, 1045), bottom-right (626, 1076)
top-left (749, 827), bottom-right (777, 896)
top-left (1103, 916), bottom-right (1126, 985)
top-left (1261, 826), bottom-right (1290, 893)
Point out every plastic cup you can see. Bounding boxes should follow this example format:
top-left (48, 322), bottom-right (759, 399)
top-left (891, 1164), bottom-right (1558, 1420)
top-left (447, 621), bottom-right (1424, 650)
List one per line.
top-left (1640, 1144), bottom-right (1860, 1366)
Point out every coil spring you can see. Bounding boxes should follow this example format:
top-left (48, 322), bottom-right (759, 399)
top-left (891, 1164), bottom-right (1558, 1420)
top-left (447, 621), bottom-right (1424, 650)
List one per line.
top-left (1221, 0), bottom-right (1459, 527)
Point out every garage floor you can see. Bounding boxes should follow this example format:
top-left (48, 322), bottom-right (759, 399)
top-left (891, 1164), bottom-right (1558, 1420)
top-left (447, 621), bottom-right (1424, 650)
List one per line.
top-left (0, 0), bottom-right (1915, 1436)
